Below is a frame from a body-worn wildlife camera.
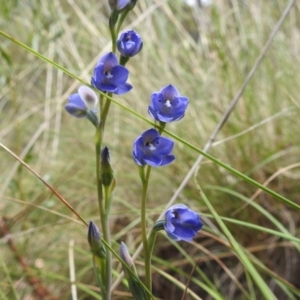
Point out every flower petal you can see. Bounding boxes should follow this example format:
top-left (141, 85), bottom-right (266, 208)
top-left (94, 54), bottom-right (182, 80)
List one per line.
top-left (151, 93), bottom-right (164, 111)
top-left (110, 66), bottom-right (129, 85)
top-left (144, 155), bottom-right (162, 167)
top-left (78, 86), bottom-right (98, 109)
top-left (155, 113), bottom-right (176, 122)
top-left (172, 224), bottom-right (197, 241)
top-left (160, 84), bottom-right (180, 99)
top-left (114, 83), bottom-right (133, 95)
top-left (64, 104), bottom-right (87, 118)
top-left (142, 128), bottom-right (160, 142)
top-left (159, 154), bottom-right (175, 166)
top-left (150, 137), bottom-right (174, 156)
top-left (68, 93), bottom-right (87, 109)
top-left (98, 52), bottom-right (118, 67)
top-left (148, 106), bottom-right (158, 120)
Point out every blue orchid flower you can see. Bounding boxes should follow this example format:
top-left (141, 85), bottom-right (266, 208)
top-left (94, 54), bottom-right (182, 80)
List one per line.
top-left (91, 52), bottom-right (132, 95)
top-left (164, 204), bottom-right (203, 241)
top-left (132, 128), bottom-right (175, 167)
top-left (148, 84), bottom-right (189, 122)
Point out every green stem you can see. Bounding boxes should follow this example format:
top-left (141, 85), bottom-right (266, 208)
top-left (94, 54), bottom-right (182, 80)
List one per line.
top-left (93, 255), bottom-right (106, 299)
top-left (148, 229), bottom-right (157, 262)
top-left (95, 94), bottom-right (113, 300)
top-left (116, 10), bottom-right (129, 36)
top-left (101, 93), bottom-right (112, 126)
top-left (109, 24), bottom-right (117, 53)
top-left (140, 165), bottom-right (152, 296)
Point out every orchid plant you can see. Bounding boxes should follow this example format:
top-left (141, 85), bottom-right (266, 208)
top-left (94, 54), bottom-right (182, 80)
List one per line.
top-left (64, 1), bottom-right (203, 299)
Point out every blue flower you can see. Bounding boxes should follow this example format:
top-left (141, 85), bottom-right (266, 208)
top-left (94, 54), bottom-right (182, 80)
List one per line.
top-left (148, 84), bottom-right (189, 122)
top-left (117, 30), bottom-right (143, 57)
top-left (132, 128), bottom-right (175, 167)
top-left (91, 52), bottom-right (132, 95)
top-left (65, 86), bottom-right (98, 118)
top-left (164, 204), bottom-right (203, 241)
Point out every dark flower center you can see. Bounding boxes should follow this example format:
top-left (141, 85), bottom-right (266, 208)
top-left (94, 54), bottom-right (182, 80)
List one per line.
top-left (125, 33), bottom-right (132, 41)
top-left (144, 138), bottom-right (160, 155)
top-left (103, 68), bottom-right (113, 83)
top-left (173, 210), bottom-right (179, 218)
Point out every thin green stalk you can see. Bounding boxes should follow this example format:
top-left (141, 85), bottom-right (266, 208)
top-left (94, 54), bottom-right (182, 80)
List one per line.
top-left (148, 229), bottom-right (157, 262)
top-left (116, 10), bottom-right (129, 35)
top-left (109, 23), bottom-right (117, 53)
top-left (101, 93), bottom-right (112, 127)
top-left (93, 255), bottom-right (106, 299)
top-left (95, 94), bottom-right (113, 300)
top-left (140, 165), bottom-right (152, 295)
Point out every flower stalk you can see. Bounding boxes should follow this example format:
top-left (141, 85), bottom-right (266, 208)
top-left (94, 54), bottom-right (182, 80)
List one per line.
top-left (95, 95), bottom-right (113, 300)
top-left (139, 165), bottom-right (152, 295)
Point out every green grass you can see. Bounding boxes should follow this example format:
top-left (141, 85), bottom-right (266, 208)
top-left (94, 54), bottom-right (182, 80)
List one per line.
top-left (1, 0), bottom-right (300, 299)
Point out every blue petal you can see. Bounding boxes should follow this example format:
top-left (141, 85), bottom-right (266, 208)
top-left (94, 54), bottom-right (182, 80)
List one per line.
top-left (124, 41), bottom-right (136, 55)
top-left (159, 154), bottom-right (175, 166)
top-left (64, 104), bottom-right (87, 118)
top-left (144, 155), bottom-right (162, 167)
top-left (110, 66), bottom-right (129, 85)
top-left (114, 83), bottom-right (133, 95)
top-left (68, 93), bottom-right (87, 109)
top-left (180, 210), bottom-right (201, 225)
top-left (173, 96), bottom-right (189, 108)
top-left (155, 113), bottom-right (176, 122)
top-left (150, 93), bottom-right (164, 111)
top-left (98, 52), bottom-right (118, 67)
top-left (160, 84), bottom-right (180, 98)
top-left (171, 97), bottom-right (189, 114)
top-left (132, 136), bottom-right (146, 165)
top-left (142, 128), bottom-right (160, 142)
top-left (166, 231), bottom-right (181, 241)
top-left (170, 114), bottom-right (185, 122)
top-left (92, 64), bottom-right (105, 83)
top-left (164, 210), bottom-right (176, 232)
top-left (132, 151), bottom-right (145, 166)
top-left (148, 106), bottom-right (158, 120)
top-left (172, 224), bottom-right (197, 241)
top-left (96, 82), bottom-right (118, 93)
top-left (133, 136), bottom-right (144, 160)
top-left (150, 137), bottom-right (174, 156)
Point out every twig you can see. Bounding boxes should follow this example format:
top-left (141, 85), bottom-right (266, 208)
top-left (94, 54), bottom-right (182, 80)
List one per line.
top-left (69, 240), bottom-right (78, 300)
top-left (0, 142), bottom-right (88, 226)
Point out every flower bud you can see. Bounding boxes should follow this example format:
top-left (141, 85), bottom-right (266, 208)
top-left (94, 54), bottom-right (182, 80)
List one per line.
top-left (65, 86), bottom-right (99, 127)
top-left (100, 146), bottom-right (114, 187)
top-left (120, 242), bottom-right (136, 274)
top-left (117, 30), bottom-right (143, 58)
top-left (119, 242), bottom-right (148, 300)
top-left (87, 221), bottom-right (106, 258)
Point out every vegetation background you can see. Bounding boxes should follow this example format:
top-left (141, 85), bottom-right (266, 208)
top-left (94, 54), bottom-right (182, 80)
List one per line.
top-left (0, 0), bottom-right (300, 299)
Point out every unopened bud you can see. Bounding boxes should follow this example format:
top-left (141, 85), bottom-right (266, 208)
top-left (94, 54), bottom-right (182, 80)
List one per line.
top-left (101, 146), bottom-right (114, 187)
top-left (87, 221), bottom-right (106, 258)
top-left (120, 242), bottom-right (136, 274)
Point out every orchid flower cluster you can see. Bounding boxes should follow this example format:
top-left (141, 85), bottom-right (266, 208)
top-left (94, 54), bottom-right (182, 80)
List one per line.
top-left (64, 1), bottom-right (203, 299)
